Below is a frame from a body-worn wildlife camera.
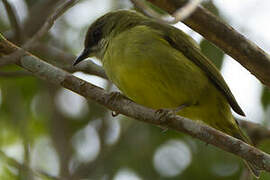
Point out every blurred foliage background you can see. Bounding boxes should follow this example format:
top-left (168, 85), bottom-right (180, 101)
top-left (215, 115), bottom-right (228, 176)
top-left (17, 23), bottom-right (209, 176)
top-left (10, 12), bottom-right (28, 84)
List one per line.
top-left (0, 0), bottom-right (270, 179)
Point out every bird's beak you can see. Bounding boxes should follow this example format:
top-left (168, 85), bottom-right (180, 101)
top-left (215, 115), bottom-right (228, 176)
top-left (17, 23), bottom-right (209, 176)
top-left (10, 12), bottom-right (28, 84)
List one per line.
top-left (73, 48), bottom-right (90, 66)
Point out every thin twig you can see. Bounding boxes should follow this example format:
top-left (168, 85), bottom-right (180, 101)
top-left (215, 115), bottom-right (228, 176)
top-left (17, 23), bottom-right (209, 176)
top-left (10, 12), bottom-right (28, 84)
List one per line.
top-left (0, 0), bottom-right (80, 66)
top-left (171, 0), bottom-right (201, 23)
top-left (131, 0), bottom-right (201, 24)
top-left (22, 0), bottom-right (62, 37)
top-left (2, 0), bottom-right (22, 43)
top-left (22, 0), bottom-right (80, 50)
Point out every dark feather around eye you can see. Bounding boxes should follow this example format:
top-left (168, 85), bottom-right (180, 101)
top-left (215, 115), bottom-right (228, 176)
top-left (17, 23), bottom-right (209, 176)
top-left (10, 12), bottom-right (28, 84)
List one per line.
top-left (93, 29), bottom-right (102, 41)
top-left (84, 22), bottom-right (104, 47)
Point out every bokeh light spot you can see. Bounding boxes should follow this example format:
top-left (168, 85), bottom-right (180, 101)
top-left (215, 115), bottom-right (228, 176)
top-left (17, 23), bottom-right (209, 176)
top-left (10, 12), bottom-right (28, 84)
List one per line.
top-left (71, 124), bottom-right (100, 163)
top-left (113, 168), bottom-right (142, 180)
top-left (153, 140), bottom-right (192, 177)
top-left (56, 88), bottom-right (89, 119)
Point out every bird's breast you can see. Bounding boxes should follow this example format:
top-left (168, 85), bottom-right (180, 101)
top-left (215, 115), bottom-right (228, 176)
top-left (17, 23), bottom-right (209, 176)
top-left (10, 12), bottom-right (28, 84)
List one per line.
top-left (102, 33), bottom-right (209, 109)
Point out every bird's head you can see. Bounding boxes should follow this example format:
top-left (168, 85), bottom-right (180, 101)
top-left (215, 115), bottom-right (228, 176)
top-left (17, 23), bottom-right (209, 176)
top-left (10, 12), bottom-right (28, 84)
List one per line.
top-left (73, 10), bottom-right (144, 65)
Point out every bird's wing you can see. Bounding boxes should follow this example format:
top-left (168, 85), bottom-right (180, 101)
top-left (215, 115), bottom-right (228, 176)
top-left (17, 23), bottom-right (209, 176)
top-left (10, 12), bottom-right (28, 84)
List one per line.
top-left (147, 23), bottom-right (245, 116)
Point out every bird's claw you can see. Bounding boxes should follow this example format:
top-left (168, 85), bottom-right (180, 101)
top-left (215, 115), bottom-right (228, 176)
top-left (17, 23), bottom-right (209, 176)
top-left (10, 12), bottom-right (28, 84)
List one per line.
top-left (155, 108), bottom-right (175, 123)
top-left (106, 91), bottom-right (122, 117)
top-left (155, 104), bottom-right (190, 121)
top-left (105, 91), bottom-right (122, 104)
top-left (112, 111), bottom-right (119, 117)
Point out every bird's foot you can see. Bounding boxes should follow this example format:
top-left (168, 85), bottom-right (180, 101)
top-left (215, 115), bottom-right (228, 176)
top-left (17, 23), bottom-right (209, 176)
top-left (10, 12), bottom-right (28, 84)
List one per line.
top-left (106, 91), bottom-right (122, 117)
top-left (111, 111), bottom-right (119, 117)
top-left (155, 108), bottom-right (175, 123)
top-left (155, 104), bottom-right (190, 127)
top-left (155, 103), bottom-right (190, 121)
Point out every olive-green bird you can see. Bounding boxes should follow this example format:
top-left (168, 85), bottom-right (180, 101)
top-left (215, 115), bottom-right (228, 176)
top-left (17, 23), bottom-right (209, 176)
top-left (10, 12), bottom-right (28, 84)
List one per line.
top-left (74, 10), bottom-right (259, 177)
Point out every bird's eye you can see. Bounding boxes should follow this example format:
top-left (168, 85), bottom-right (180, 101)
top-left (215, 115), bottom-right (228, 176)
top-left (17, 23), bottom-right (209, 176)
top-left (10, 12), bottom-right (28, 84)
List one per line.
top-left (93, 29), bottom-right (102, 41)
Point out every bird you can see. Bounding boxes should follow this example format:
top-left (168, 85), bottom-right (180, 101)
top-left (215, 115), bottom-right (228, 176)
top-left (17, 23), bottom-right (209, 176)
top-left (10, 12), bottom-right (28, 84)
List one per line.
top-left (74, 10), bottom-right (260, 177)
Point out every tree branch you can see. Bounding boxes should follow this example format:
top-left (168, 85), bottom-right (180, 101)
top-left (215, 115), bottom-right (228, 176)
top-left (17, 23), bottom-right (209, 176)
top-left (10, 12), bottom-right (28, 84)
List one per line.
top-left (1, 34), bottom-right (270, 173)
top-left (2, 43), bottom-right (267, 145)
top-left (0, 0), bottom-right (80, 67)
top-left (23, 0), bottom-right (61, 37)
top-left (143, 0), bottom-right (270, 88)
top-left (131, 0), bottom-right (202, 24)
top-left (0, 70), bottom-right (32, 77)
top-left (22, 0), bottom-right (80, 50)
top-left (2, 0), bottom-right (22, 43)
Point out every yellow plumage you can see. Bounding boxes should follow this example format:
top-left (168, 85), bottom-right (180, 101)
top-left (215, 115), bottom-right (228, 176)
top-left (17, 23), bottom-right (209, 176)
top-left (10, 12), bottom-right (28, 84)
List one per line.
top-left (103, 25), bottom-right (238, 136)
top-left (74, 10), bottom-right (260, 177)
